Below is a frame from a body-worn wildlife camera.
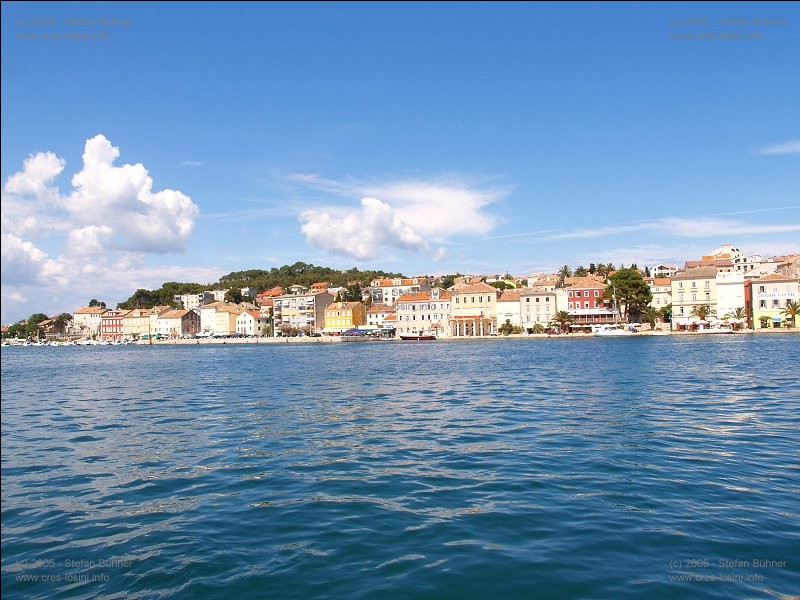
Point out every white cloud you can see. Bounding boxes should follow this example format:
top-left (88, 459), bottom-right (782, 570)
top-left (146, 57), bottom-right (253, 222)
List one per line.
top-left (301, 197), bottom-right (427, 261)
top-left (293, 174), bottom-right (505, 261)
top-left (757, 140), bottom-right (800, 155)
top-left (1, 135), bottom-right (201, 323)
top-left (545, 217), bottom-right (800, 240)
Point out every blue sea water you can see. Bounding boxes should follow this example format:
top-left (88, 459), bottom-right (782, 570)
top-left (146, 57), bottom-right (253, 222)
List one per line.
top-left (1, 335), bottom-right (798, 599)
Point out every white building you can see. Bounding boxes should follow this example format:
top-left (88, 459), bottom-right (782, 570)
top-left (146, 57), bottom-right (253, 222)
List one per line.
top-left (394, 289), bottom-right (451, 338)
top-left (273, 291), bottom-right (334, 335)
top-left (72, 306), bottom-right (107, 337)
top-left (156, 309), bottom-right (200, 338)
top-left (715, 271), bottom-right (745, 319)
top-left (497, 289), bottom-right (523, 328)
top-left (369, 277), bottom-right (432, 306)
top-left (519, 287), bottom-right (558, 330)
top-left (237, 310), bottom-right (269, 336)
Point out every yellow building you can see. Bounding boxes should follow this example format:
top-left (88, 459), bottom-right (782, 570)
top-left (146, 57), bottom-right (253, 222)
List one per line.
top-left (324, 302), bottom-right (366, 333)
top-left (751, 273), bottom-right (799, 329)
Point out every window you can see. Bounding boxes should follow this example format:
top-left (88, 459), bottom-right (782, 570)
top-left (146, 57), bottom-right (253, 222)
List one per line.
top-left (692, 293), bottom-right (697, 301)
top-left (546, 297), bottom-right (550, 302)
top-left (679, 294), bottom-right (684, 302)
top-left (772, 300), bottom-right (780, 308)
top-left (691, 281), bottom-right (696, 288)
top-left (584, 301), bottom-right (589, 308)
top-left (679, 282), bottom-right (684, 289)
top-left (705, 293), bottom-right (710, 301)
top-left (759, 286), bottom-right (765, 293)
top-left (759, 300), bottom-right (767, 308)
top-left (569, 291), bottom-right (573, 298)
top-left (594, 290), bottom-right (599, 297)
top-left (704, 281), bottom-right (710, 289)
top-left (568, 303), bottom-right (574, 310)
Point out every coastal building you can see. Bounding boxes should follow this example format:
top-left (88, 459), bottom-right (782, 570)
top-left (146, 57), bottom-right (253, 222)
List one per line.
top-left (497, 289), bottom-right (523, 328)
top-left (256, 285), bottom-right (283, 308)
top-left (241, 287), bottom-right (258, 301)
top-left (214, 304), bottom-right (244, 336)
top-left (123, 308), bottom-right (154, 339)
top-left (645, 277), bottom-right (672, 310)
top-left (198, 302), bottom-right (222, 336)
top-left (751, 273), bottom-right (798, 329)
top-left (236, 310), bottom-right (270, 337)
top-left (715, 271), bottom-right (746, 320)
top-left (671, 266), bottom-right (718, 327)
top-left (273, 291), bottom-right (333, 336)
top-left (156, 309), bottom-right (200, 338)
top-left (100, 309), bottom-right (129, 341)
top-left (208, 290), bottom-right (228, 302)
top-left (366, 303), bottom-right (395, 329)
top-left (519, 286), bottom-right (558, 330)
top-left (72, 306), bottom-right (108, 338)
top-left (175, 292), bottom-right (214, 310)
top-left (564, 277), bottom-right (614, 330)
top-left (651, 263), bottom-right (679, 279)
top-left (310, 282), bottom-right (331, 295)
top-left (369, 277), bottom-right (432, 306)
top-left (449, 282), bottom-right (498, 337)
top-left (323, 301), bottom-right (367, 334)
top-left (394, 289), bottom-right (451, 338)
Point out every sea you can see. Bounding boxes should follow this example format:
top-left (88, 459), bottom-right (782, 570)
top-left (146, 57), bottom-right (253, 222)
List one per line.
top-left (1, 334), bottom-right (798, 599)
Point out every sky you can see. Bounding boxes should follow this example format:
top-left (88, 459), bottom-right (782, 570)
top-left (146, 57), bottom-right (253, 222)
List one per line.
top-left (2, 1), bottom-right (798, 324)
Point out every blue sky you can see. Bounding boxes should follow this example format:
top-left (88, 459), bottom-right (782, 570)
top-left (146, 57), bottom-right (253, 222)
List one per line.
top-left (2, 1), bottom-right (798, 324)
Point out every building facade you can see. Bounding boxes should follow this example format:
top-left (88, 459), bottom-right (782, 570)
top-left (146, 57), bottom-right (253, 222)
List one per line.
top-left (671, 266), bottom-right (718, 327)
top-left (449, 282), bottom-right (498, 337)
top-left (273, 291), bottom-right (333, 336)
top-left (751, 273), bottom-right (798, 328)
top-left (324, 301), bottom-right (367, 333)
top-left (394, 289), bottom-right (451, 338)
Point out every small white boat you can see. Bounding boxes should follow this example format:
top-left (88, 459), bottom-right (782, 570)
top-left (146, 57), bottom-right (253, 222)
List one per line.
top-left (593, 324), bottom-right (637, 337)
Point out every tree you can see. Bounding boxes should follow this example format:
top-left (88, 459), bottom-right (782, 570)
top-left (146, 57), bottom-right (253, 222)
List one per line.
top-left (640, 306), bottom-right (660, 330)
top-left (436, 274), bottom-right (461, 289)
top-left (759, 315), bottom-right (771, 329)
top-left (499, 319), bottom-right (514, 335)
top-left (532, 323), bottom-right (546, 334)
top-left (690, 304), bottom-right (716, 321)
top-left (659, 303), bottom-right (672, 323)
top-left (588, 263), bottom-right (597, 275)
top-left (558, 265), bottom-right (572, 286)
top-left (24, 313), bottom-right (50, 338)
top-left (490, 281), bottom-right (514, 290)
top-left (574, 266), bottom-right (589, 277)
top-left (552, 310), bottom-right (572, 333)
top-left (644, 266), bottom-right (651, 277)
top-left (780, 300), bottom-right (800, 328)
top-left (723, 307), bottom-right (747, 330)
top-left (604, 268), bottom-right (652, 322)
top-left (88, 299), bottom-right (106, 308)
top-left (225, 288), bottom-right (243, 304)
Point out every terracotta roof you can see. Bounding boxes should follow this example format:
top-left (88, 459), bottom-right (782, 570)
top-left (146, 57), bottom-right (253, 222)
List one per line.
top-left (383, 314), bottom-right (397, 321)
top-left (367, 303), bottom-right (394, 313)
top-left (450, 282), bottom-right (498, 294)
top-left (74, 306), bottom-right (108, 315)
top-left (158, 309), bottom-right (193, 319)
top-left (564, 275), bottom-right (605, 285)
top-left (754, 273), bottom-right (795, 282)
top-left (396, 292), bottom-right (433, 303)
top-left (498, 290), bottom-right (523, 302)
top-left (565, 277), bottom-right (606, 290)
top-left (673, 266), bottom-right (718, 279)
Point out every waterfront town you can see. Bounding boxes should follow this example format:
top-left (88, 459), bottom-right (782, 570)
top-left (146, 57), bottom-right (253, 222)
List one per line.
top-left (2, 244), bottom-right (799, 344)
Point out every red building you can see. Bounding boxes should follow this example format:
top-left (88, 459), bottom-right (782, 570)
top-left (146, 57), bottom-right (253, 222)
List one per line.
top-left (100, 309), bottom-right (128, 341)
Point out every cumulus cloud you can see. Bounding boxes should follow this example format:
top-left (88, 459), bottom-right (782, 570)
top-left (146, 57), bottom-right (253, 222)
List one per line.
top-left (294, 174), bottom-right (505, 261)
top-left (757, 140), bottom-right (800, 155)
top-left (1, 135), bottom-right (201, 321)
top-left (301, 197), bottom-right (427, 261)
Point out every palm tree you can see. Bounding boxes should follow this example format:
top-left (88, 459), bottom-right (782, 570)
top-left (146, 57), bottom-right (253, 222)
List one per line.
top-left (552, 310), bottom-right (572, 334)
top-left (690, 304), bottom-right (716, 322)
top-left (640, 306), bottom-right (660, 330)
top-left (574, 266), bottom-right (589, 277)
top-left (558, 265), bottom-right (572, 286)
top-left (780, 299), bottom-right (800, 328)
top-left (723, 307), bottom-right (747, 330)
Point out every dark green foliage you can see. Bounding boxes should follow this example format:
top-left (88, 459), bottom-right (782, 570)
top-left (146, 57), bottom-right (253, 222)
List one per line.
top-left (116, 263), bottom-right (403, 310)
top-left (604, 268), bottom-right (653, 322)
